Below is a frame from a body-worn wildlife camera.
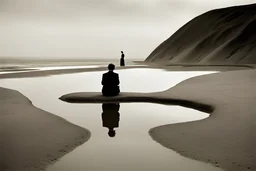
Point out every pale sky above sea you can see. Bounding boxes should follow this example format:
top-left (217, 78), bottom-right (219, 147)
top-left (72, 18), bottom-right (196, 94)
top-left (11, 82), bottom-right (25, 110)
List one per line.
top-left (0, 0), bottom-right (254, 60)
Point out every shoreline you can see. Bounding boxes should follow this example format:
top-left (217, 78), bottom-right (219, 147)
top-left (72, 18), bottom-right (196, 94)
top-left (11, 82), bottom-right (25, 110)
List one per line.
top-left (0, 63), bottom-right (251, 80)
top-left (150, 69), bottom-right (256, 171)
top-left (1, 87), bottom-right (90, 171)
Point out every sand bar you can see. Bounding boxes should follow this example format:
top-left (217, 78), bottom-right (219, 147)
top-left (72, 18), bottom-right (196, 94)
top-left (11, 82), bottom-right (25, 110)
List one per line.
top-left (0, 87), bottom-right (90, 171)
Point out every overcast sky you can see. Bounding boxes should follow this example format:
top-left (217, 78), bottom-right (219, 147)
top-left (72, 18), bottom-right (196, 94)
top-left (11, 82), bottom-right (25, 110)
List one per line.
top-left (0, 0), bottom-right (254, 60)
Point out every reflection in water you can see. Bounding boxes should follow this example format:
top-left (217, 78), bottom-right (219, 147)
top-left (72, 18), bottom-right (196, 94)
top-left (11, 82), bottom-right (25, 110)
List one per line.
top-left (0, 69), bottom-right (221, 171)
top-left (102, 103), bottom-right (120, 137)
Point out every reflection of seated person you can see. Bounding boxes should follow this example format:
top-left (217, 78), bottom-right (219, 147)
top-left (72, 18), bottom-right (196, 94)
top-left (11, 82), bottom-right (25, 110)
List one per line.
top-left (102, 103), bottom-right (120, 137)
top-left (101, 64), bottom-right (120, 96)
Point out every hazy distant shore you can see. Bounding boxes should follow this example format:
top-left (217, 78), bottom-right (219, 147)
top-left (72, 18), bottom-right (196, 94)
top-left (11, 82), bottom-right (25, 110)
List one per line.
top-left (0, 58), bottom-right (141, 68)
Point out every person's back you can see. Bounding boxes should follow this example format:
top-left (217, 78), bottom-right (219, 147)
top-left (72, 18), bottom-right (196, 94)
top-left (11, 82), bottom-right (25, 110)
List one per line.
top-left (101, 64), bottom-right (120, 96)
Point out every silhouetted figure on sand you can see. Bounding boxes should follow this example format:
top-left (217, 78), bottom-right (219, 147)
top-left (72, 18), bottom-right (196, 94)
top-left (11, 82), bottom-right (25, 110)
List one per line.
top-left (101, 63), bottom-right (120, 96)
top-left (102, 103), bottom-right (120, 137)
top-left (120, 51), bottom-right (125, 66)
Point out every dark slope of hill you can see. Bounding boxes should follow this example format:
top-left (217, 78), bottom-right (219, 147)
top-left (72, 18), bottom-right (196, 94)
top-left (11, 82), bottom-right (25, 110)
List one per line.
top-left (145, 4), bottom-right (256, 64)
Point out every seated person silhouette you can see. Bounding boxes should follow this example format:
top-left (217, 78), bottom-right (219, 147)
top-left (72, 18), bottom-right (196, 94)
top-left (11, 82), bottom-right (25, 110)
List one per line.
top-left (101, 63), bottom-right (120, 96)
top-left (102, 103), bottom-right (120, 137)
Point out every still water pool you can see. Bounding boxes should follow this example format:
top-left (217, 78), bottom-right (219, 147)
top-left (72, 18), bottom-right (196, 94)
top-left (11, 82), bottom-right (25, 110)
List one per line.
top-left (0, 68), bottom-right (222, 171)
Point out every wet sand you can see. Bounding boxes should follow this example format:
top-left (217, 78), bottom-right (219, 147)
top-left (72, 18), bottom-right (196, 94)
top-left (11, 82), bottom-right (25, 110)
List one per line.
top-left (0, 62), bottom-right (250, 80)
top-left (0, 87), bottom-right (90, 171)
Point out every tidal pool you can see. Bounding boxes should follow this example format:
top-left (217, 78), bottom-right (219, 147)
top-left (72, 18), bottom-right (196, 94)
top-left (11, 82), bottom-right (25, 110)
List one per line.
top-left (0, 68), bottom-right (222, 171)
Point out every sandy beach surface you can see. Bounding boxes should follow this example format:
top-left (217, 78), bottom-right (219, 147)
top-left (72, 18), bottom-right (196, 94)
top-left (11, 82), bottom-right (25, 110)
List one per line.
top-left (1, 63), bottom-right (255, 171)
top-left (60, 66), bottom-right (256, 171)
top-left (151, 68), bottom-right (256, 171)
top-left (1, 87), bottom-right (90, 171)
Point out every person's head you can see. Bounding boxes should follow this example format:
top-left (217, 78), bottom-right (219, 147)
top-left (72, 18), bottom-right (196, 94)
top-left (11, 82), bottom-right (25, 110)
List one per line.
top-left (108, 129), bottom-right (116, 137)
top-left (108, 63), bottom-right (115, 71)
top-left (121, 51), bottom-right (123, 54)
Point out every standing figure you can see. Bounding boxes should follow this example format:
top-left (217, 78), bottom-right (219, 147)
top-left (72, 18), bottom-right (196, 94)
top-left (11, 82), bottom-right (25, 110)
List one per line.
top-left (120, 51), bottom-right (125, 66)
top-left (102, 103), bottom-right (120, 137)
top-left (101, 63), bottom-right (120, 96)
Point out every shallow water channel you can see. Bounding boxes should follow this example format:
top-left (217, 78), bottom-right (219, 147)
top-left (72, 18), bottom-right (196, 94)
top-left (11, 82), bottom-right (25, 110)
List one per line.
top-left (0, 68), bottom-right (223, 171)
